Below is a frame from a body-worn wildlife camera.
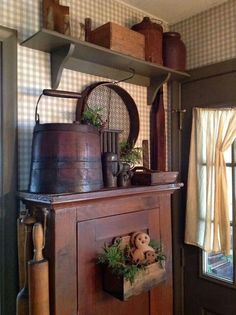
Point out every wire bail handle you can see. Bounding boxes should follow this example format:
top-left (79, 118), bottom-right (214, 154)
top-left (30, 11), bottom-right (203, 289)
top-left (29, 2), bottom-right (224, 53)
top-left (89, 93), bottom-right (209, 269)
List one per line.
top-left (35, 89), bottom-right (82, 123)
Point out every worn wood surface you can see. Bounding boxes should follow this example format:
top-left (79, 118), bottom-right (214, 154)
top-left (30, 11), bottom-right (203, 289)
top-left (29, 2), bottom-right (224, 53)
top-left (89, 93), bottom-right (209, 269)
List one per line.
top-left (88, 22), bottom-right (145, 60)
top-left (131, 16), bottom-right (163, 65)
top-left (28, 223), bottom-right (50, 315)
top-left (132, 169), bottom-right (179, 186)
top-left (19, 185), bottom-right (180, 315)
top-left (154, 195), bottom-right (173, 315)
top-left (17, 216), bottom-right (26, 289)
top-left (142, 140), bottom-right (149, 169)
top-left (43, 0), bottom-right (70, 35)
top-left (103, 263), bottom-right (166, 301)
top-left (16, 217), bottom-right (36, 315)
top-left (77, 210), bottom-right (156, 315)
top-left (19, 183), bottom-right (182, 206)
top-left (46, 209), bottom-right (77, 315)
top-left (124, 263), bottom-right (166, 300)
top-left (29, 123), bottom-right (103, 194)
top-left (150, 88), bottom-right (166, 171)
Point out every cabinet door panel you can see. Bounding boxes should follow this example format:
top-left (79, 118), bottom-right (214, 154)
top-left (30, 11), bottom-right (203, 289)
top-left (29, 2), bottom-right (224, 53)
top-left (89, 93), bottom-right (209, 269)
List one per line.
top-left (77, 209), bottom-right (160, 315)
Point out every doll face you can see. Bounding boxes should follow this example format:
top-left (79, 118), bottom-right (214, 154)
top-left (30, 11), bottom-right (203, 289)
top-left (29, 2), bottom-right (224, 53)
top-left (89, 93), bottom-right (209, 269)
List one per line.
top-left (145, 250), bottom-right (156, 264)
top-left (135, 233), bottom-right (150, 248)
top-left (146, 251), bottom-right (155, 259)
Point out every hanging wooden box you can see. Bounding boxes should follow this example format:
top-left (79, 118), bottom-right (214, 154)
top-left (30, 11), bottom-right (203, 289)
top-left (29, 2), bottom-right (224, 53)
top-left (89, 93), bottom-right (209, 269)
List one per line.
top-left (103, 263), bottom-right (166, 301)
top-left (88, 22), bottom-right (145, 60)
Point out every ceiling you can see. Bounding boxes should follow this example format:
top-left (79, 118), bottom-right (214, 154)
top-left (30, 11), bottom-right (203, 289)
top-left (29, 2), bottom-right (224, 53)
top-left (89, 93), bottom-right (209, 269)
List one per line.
top-left (118, 0), bottom-right (228, 24)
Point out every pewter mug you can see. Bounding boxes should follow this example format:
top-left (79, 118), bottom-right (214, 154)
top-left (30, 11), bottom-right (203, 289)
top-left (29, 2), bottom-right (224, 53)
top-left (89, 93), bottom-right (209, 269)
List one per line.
top-left (102, 153), bottom-right (123, 188)
top-left (117, 163), bottom-right (133, 187)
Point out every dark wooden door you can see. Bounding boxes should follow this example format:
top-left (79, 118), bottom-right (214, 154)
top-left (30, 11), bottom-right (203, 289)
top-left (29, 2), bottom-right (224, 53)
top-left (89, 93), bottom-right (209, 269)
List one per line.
top-left (179, 60), bottom-right (236, 315)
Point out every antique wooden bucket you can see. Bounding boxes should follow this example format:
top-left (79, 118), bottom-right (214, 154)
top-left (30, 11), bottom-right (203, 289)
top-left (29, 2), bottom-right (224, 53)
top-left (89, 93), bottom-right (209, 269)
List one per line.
top-left (28, 89), bottom-right (103, 194)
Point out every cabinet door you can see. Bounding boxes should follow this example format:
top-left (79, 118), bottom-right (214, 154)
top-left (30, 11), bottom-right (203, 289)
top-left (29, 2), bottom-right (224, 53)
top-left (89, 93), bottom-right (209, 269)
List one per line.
top-left (77, 209), bottom-right (161, 315)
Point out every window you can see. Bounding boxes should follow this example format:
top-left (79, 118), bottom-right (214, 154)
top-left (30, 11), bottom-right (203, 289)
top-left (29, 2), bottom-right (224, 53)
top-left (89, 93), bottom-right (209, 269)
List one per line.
top-left (202, 139), bottom-right (236, 283)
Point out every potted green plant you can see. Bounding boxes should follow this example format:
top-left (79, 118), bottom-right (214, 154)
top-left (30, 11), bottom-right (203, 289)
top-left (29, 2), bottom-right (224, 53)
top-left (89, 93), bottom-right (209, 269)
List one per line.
top-left (118, 141), bottom-right (142, 187)
top-left (81, 106), bottom-right (105, 129)
top-left (119, 141), bottom-right (142, 168)
top-left (97, 232), bottom-right (166, 301)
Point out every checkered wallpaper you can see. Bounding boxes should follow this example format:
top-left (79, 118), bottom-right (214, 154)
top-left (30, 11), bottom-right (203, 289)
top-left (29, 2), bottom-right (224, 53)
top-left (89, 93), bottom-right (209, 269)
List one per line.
top-left (171, 0), bottom-right (236, 69)
top-left (0, 0), bottom-right (169, 190)
top-left (2, 0), bottom-right (233, 190)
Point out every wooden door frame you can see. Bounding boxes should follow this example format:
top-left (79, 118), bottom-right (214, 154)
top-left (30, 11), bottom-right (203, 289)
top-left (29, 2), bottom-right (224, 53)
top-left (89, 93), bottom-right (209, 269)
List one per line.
top-left (170, 58), bottom-right (236, 315)
top-left (0, 25), bottom-right (17, 315)
top-left (168, 80), bottom-right (185, 315)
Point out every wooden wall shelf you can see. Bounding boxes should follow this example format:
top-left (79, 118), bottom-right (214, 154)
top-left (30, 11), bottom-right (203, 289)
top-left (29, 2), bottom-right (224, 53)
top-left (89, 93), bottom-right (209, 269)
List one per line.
top-left (21, 29), bottom-right (190, 104)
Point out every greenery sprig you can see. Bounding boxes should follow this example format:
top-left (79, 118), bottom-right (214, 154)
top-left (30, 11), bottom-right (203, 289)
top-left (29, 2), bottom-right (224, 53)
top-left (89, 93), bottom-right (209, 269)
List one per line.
top-left (119, 141), bottom-right (142, 167)
top-left (81, 106), bottom-right (105, 129)
top-left (98, 241), bottom-right (144, 284)
top-left (149, 239), bottom-right (166, 266)
top-left (98, 239), bottom-right (165, 284)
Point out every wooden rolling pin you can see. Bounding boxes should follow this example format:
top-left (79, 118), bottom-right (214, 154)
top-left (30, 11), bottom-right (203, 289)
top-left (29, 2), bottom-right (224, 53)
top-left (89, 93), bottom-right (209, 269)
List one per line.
top-left (16, 215), bottom-right (36, 315)
top-left (17, 212), bottom-right (27, 289)
top-left (28, 223), bottom-right (50, 315)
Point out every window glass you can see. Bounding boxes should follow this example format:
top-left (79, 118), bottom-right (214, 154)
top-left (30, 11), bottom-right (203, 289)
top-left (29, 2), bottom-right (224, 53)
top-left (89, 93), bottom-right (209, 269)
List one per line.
top-left (202, 139), bottom-right (235, 284)
top-left (226, 166), bottom-right (233, 222)
top-left (203, 227), bottom-right (233, 283)
top-left (224, 146), bottom-right (232, 163)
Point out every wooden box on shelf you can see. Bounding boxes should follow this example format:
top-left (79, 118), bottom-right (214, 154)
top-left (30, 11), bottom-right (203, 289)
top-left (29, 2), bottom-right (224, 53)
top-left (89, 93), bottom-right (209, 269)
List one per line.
top-left (132, 168), bottom-right (179, 186)
top-left (88, 22), bottom-right (145, 60)
top-left (103, 262), bottom-right (166, 301)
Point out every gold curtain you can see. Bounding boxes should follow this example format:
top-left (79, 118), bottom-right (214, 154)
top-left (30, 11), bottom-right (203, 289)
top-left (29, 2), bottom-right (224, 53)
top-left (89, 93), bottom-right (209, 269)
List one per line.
top-left (185, 107), bottom-right (236, 255)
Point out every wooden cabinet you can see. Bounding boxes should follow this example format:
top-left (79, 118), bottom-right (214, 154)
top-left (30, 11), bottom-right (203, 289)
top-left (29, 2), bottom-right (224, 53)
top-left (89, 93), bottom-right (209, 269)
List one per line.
top-left (19, 184), bottom-right (181, 315)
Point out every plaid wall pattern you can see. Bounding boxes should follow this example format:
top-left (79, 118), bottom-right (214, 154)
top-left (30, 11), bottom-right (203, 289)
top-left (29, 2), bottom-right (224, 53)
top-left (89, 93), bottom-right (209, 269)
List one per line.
top-left (0, 0), bottom-right (168, 190)
top-left (3, 0), bottom-right (233, 190)
top-left (171, 0), bottom-right (236, 69)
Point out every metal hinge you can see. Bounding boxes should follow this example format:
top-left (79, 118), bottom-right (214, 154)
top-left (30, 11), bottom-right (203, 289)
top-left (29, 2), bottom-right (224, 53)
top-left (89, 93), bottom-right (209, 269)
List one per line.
top-left (172, 109), bottom-right (187, 131)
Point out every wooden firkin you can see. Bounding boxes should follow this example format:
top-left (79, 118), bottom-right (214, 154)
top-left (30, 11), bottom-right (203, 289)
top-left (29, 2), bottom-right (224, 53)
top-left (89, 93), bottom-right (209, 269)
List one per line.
top-left (88, 22), bottom-right (145, 60)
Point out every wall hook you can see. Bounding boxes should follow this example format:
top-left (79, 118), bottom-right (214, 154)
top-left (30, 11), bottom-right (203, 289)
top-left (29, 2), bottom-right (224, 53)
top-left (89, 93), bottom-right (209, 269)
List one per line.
top-left (113, 68), bottom-right (136, 84)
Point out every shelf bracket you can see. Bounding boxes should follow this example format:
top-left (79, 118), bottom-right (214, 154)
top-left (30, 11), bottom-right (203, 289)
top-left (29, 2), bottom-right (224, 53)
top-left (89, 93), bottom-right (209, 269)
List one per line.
top-left (147, 73), bottom-right (171, 105)
top-left (50, 43), bottom-right (76, 89)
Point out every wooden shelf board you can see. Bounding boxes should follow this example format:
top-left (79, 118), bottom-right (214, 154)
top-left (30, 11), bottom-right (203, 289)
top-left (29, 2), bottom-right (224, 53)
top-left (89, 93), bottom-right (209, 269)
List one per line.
top-left (21, 29), bottom-right (190, 87)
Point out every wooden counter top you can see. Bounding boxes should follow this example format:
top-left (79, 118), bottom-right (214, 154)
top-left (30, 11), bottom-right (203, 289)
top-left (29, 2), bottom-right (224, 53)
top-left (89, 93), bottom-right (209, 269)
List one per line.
top-left (18, 182), bottom-right (183, 205)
